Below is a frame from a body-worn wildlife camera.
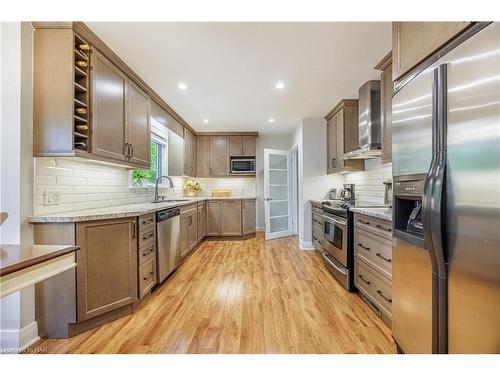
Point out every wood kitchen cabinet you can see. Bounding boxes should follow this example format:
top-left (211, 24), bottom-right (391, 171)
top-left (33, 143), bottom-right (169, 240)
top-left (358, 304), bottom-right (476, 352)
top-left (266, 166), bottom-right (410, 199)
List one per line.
top-left (197, 201), bottom-right (206, 242)
top-left (325, 100), bottom-right (364, 174)
top-left (206, 201), bottom-right (222, 236)
top-left (209, 136), bottom-right (230, 176)
top-left (127, 81), bottom-right (151, 167)
top-left (184, 128), bottom-right (196, 177)
top-left (196, 136), bottom-right (210, 177)
top-left (230, 136), bottom-right (256, 157)
top-left (75, 217), bottom-right (138, 322)
top-left (375, 53), bottom-right (393, 164)
top-left (392, 22), bottom-right (472, 81)
top-left (242, 199), bottom-right (256, 236)
top-left (180, 204), bottom-right (198, 259)
top-left (221, 200), bottom-right (242, 236)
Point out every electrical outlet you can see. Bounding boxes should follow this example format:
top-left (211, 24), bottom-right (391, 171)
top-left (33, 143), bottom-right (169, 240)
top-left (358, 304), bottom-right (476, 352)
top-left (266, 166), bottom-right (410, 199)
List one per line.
top-left (44, 191), bottom-right (61, 206)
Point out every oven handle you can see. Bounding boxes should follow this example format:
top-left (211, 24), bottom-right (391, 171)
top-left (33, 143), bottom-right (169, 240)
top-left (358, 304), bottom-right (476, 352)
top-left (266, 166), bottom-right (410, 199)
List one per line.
top-left (322, 214), bottom-right (346, 228)
top-left (321, 252), bottom-right (348, 276)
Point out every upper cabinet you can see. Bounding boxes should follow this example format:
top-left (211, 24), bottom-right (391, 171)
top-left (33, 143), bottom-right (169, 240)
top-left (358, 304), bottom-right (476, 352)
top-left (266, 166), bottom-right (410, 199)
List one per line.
top-left (230, 136), bottom-right (256, 157)
top-left (196, 136), bottom-right (210, 177)
top-left (325, 100), bottom-right (364, 174)
top-left (392, 22), bottom-right (472, 81)
top-left (183, 128), bottom-right (196, 177)
top-left (375, 52), bottom-right (393, 164)
top-left (127, 81), bottom-right (151, 166)
top-left (209, 136), bottom-right (230, 176)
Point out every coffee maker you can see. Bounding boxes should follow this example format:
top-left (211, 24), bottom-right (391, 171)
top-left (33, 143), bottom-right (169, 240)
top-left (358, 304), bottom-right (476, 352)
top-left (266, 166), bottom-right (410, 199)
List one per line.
top-left (340, 184), bottom-right (355, 202)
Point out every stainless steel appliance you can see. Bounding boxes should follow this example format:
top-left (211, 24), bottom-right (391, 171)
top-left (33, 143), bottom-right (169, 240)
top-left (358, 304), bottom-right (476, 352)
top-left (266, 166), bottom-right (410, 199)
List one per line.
top-left (230, 158), bottom-right (255, 174)
top-left (391, 22), bottom-right (500, 354)
top-left (156, 208), bottom-right (181, 283)
top-left (321, 193), bottom-right (388, 291)
top-left (344, 80), bottom-right (381, 159)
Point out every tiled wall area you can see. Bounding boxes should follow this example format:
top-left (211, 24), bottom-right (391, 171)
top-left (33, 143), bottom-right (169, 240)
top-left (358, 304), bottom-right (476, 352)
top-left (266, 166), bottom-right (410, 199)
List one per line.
top-left (343, 158), bottom-right (392, 204)
top-left (34, 157), bottom-right (256, 215)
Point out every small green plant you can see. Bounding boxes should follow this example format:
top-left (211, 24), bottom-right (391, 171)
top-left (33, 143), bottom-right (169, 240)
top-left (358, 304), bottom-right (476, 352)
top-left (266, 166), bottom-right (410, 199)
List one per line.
top-left (131, 142), bottom-right (158, 185)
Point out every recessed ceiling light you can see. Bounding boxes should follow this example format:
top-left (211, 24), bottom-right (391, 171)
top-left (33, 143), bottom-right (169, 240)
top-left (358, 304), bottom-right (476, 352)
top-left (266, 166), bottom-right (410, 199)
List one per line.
top-left (178, 82), bottom-right (188, 90)
top-left (268, 118), bottom-right (275, 123)
top-left (275, 81), bottom-right (285, 90)
top-left (203, 119), bottom-right (209, 124)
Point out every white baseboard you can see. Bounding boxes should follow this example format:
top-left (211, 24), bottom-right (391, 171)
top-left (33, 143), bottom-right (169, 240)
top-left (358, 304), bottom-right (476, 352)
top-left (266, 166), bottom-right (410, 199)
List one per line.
top-left (256, 227), bottom-right (265, 232)
top-left (0, 321), bottom-right (39, 353)
top-left (299, 239), bottom-right (315, 251)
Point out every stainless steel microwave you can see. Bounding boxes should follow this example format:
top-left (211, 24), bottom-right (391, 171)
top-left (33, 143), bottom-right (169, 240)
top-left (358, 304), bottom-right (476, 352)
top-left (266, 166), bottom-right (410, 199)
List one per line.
top-left (230, 158), bottom-right (255, 174)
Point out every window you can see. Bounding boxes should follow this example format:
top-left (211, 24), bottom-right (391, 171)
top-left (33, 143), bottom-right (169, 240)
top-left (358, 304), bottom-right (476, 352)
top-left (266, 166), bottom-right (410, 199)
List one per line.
top-left (131, 118), bottom-right (168, 186)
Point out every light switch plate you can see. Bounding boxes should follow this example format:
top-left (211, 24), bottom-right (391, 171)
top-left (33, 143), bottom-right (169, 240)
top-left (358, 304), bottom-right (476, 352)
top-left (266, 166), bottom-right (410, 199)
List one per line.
top-left (44, 191), bottom-right (61, 206)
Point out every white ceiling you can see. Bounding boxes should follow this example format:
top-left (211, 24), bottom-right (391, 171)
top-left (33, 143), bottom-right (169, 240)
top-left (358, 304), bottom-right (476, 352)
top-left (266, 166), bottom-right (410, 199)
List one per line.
top-left (86, 22), bottom-right (391, 135)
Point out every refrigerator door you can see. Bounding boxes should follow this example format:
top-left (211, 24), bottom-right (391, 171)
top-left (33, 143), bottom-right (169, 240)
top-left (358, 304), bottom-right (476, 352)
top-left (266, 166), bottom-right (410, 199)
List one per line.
top-left (392, 62), bottom-right (439, 353)
top-left (442, 22), bottom-right (500, 353)
top-left (392, 64), bottom-right (435, 177)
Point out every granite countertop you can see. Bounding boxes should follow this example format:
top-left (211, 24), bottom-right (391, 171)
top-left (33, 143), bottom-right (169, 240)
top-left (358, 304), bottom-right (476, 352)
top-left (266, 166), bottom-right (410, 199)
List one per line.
top-left (0, 244), bottom-right (79, 276)
top-left (29, 196), bottom-right (256, 223)
top-left (350, 207), bottom-right (393, 221)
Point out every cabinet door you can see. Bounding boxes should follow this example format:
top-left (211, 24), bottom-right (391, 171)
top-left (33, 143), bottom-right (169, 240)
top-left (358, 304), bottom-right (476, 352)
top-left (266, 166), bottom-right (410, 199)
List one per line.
top-left (392, 22), bottom-right (471, 81)
top-left (76, 217), bottom-right (138, 321)
top-left (180, 215), bottom-right (190, 258)
top-left (381, 63), bottom-right (393, 163)
top-left (209, 136), bottom-right (230, 176)
top-left (127, 81), bottom-right (151, 167)
top-left (184, 128), bottom-right (195, 176)
top-left (206, 201), bottom-right (221, 236)
top-left (91, 50), bottom-right (127, 162)
top-left (221, 200), bottom-right (242, 236)
top-left (229, 136), bottom-right (243, 156)
top-left (326, 117), bottom-right (337, 173)
top-left (242, 199), bottom-right (256, 235)
top-left (196, 136), bottom-right (210, 177)
top-left (335, 110), bottom-right (346, 171)
top-left (197, 203), bottom-right (206, 241)
top-left (242, 136), bottom-right (256, 156)
top-left (188, 213), bottom-right (198, 250)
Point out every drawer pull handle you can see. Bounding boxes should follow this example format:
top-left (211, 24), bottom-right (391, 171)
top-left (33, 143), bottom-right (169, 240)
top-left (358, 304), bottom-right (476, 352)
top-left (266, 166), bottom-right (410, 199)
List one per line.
top-left (142, 219), bottom-right (153, 225)
top-left (376, 224), bottom-right (392, 232)
top-left (142, 247), bottom-right (154, 257)
top-left (142, 232), bottom-right (154, 240)
top-left (143, 271), bottom-right (154, 281)
top-left (377, 290), bottom-right (392, 303)
top-left (358, 219), bottom-right (370, 225)
top-left (358, 243), bottom-right (370, 251)
top-left (376, 253), bottom-right (392, 263)
top-left (358, 274), bottom-right (371, 285)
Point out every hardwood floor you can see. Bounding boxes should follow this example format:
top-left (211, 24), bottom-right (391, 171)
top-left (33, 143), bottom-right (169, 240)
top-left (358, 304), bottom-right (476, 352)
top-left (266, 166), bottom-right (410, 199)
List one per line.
top-left (30, 233), bottom-right (395, 354)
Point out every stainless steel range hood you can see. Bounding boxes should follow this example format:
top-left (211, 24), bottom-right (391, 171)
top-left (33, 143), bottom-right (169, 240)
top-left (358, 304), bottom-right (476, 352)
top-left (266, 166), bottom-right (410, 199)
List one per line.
top-left (343, 80), bottom-right (381, 159)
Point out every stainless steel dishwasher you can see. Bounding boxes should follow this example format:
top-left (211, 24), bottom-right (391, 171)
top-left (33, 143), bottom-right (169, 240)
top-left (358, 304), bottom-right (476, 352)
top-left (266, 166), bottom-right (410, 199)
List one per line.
top-left (156, 208), bottom-right (181, 284)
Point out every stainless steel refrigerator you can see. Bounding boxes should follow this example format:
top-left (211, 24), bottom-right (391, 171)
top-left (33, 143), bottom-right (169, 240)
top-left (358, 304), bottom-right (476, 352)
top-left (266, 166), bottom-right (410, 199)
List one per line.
top-left (391, 22), bottom-right (500, 353)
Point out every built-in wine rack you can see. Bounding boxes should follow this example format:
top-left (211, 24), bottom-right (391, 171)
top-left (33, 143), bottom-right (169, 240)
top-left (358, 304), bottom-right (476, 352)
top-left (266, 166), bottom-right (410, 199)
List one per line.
top-left (73, 34), bottom-right (90, 152)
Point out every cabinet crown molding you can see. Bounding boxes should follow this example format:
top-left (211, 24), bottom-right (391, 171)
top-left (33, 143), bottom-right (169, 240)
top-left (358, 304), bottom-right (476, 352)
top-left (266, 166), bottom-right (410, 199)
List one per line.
top-left (325, 99), bottom-right (359, 120)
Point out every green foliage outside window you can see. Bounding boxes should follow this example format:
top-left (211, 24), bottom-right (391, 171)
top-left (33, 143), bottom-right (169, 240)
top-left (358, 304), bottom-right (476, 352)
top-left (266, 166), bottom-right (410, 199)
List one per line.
top-left (131, 142), bottom-right (158, 185)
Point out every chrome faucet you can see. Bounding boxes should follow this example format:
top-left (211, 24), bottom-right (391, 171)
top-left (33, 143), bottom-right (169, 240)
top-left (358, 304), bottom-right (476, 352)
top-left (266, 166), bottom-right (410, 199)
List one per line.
top-left (154, 175), bottom-right (174, 203)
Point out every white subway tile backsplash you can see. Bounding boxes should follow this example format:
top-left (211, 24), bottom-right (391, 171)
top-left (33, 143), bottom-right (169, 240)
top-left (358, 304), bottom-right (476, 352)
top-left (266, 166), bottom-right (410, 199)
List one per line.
top-left (34, 157), bottom-right (256, 215)
top-left (344, 158), bottom-right (392, 204)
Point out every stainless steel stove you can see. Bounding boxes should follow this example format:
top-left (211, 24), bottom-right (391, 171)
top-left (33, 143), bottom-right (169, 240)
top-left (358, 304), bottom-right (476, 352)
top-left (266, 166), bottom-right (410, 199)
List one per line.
top-left (319, 188), bottom-right (388, 291)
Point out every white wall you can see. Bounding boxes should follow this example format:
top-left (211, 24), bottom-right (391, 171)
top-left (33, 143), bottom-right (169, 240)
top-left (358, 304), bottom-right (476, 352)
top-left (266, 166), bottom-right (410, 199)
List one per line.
top-left (0, 21), bottom-right (38, 353)
top-left (255, 134), bottom-right (291, 230)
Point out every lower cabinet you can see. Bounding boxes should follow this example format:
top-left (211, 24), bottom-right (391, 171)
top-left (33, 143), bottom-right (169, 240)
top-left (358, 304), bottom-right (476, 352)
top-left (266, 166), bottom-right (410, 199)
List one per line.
top-left (75, 217), bottom-right (138, 322)
top-left (206, 200), bottom-right (222, 236)
top-left (180, 204), bottom-right (198, 259)
top-left (220, 200), bottom-right (242, 236)
top-left (311, 202), bottom-right (324, 251)
top-left (197, 201), bottom-right (206, 242)
top-left (353, 213), bottom-right (393, 327)
top-left (137, 213), bottom-right (156, 299)
top-left (242, 199), bottom-right (256, 235)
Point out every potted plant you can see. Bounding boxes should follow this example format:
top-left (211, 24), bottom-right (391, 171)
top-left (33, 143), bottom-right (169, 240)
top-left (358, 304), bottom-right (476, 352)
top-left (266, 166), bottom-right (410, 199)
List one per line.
top-left (183, 180), bottom-right (201, 197)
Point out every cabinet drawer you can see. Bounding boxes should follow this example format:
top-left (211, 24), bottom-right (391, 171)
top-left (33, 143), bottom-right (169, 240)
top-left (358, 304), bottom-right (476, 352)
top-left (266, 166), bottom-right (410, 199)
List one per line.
top-left (311, 202), bottom-right (323, 215)
top-left (354, 213), bottom-right (392, 240)
top-left (355, 258), bottom-right (392, 317)
top-left (138, 228), bottom-right (155, 249)
top-left (312, 212), bottom-right (323, 233)
top-left (180, 203), bottom-right (197, 218)
top-left (312, 229), bottom-right (323, 251)
top-left (138, 213), bottom-right (154, 233)
top-left (354, 228), bottom-right (392, 279)
top-left (138, 258), bottom-right (156, 299)
top-left (138, 240), bottom-right (155, 265)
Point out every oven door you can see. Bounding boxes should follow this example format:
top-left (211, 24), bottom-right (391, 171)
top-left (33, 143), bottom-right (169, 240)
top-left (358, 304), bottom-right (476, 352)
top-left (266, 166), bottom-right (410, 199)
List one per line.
top-left (322, 213), bottom-right (347, 266)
